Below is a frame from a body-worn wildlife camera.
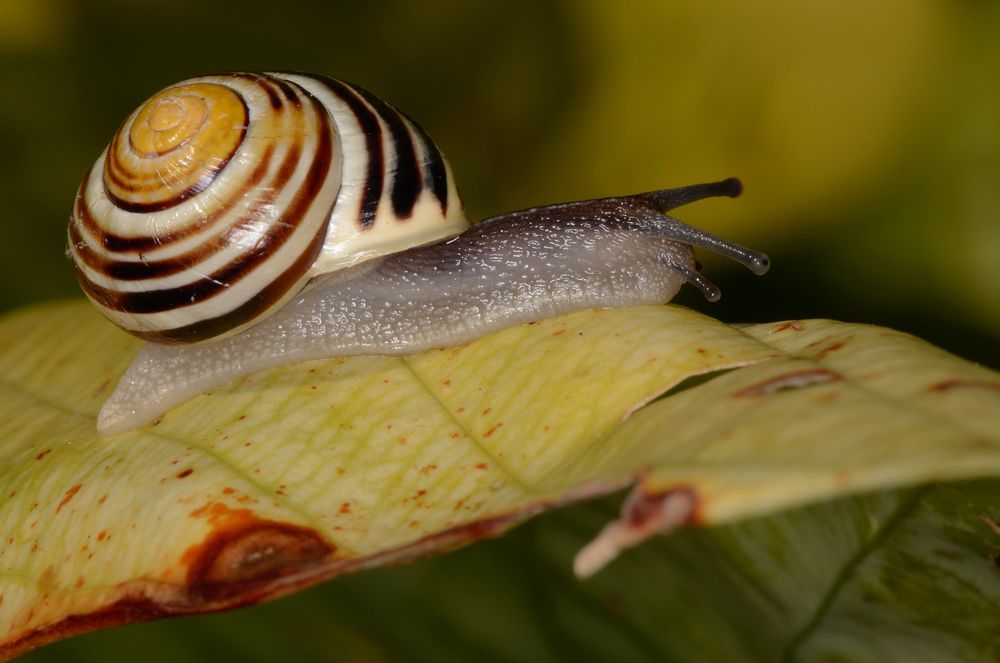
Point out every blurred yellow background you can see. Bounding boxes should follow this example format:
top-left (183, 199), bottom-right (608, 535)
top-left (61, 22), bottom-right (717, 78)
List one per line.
top-left (1, 0), bottom-right (997, 365)
top-left (3, 1), bottom-right (1000, 659)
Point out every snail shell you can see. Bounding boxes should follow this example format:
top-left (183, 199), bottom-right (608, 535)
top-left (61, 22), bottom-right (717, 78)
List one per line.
top-left (68, 73), bottom-right (466, 343)
top-left (67, 73), bottom-right (770, 436)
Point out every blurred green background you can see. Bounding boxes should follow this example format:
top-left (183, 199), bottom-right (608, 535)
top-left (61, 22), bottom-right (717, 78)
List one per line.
top-left (3, 0), bottom-right (999, 659)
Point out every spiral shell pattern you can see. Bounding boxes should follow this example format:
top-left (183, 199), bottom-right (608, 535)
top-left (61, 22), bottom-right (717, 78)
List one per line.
top-left (68, 73), bottom-right (467, 344)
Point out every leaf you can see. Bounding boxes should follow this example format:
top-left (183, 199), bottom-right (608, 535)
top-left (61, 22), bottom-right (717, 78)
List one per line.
top-left (2, 301), bottom-right (999, 658)
top-left (575, 318), bottom-right (1000, 573)
top-left (20, 481), bottom-right (1000, 663)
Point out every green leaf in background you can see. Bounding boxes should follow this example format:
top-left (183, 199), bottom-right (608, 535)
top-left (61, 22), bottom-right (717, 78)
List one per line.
top-left (2, 301), bottom-right (1000, 659)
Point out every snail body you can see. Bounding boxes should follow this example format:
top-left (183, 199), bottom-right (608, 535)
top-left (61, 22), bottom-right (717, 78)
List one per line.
top-left (67, 73), bottom-right (770, 436)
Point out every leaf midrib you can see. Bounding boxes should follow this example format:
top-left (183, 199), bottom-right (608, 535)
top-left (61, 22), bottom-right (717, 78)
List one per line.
top-left (779, 485), bottom-right (928, 661)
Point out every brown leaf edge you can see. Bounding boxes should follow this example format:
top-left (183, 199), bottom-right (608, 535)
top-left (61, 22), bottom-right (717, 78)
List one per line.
top-left (1, 479), bottom-right (624, 660)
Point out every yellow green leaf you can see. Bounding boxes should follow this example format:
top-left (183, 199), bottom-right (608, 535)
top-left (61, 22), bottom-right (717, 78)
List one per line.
top-left (1, 301), bottom-right (999, 658)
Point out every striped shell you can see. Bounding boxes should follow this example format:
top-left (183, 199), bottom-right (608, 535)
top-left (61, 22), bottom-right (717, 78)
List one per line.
top-left (68, 73), bottom-right (467, 344)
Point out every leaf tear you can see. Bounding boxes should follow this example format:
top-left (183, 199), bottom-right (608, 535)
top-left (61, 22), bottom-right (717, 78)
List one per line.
top-left (574, 485), bottom-right (700, 578)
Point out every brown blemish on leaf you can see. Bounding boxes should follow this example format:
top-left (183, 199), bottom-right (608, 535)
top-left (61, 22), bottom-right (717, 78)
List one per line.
top-left (815, 341), bottom-right (846, 359)
top-left (183, 503), bottom-right (334, 603)
top-left (176, 469), bottom-right (194, 479)
top-left (627, 485), bottom-right (703, 529)
top-left (93, 379), bottom-right (111, 396)
top-left (483, 423), bottom-right (503, 437)
top-left (774, 321), bottom-right (806, 332)
top-left (35, 449), bottom-right (51, 461)
top-left (735, 369), bottom-right (841, 397)
top-left (55, 484), bottom-right (81, 514)
top-left (573, 484), bottom-right (702, 578)
top-left (475, 463), bottom-right (488, 470)
top-left (929, 379), bottom-right (1000, 393)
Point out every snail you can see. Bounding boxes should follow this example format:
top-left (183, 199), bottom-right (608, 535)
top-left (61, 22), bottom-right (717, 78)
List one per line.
top-left (67, 72), bottom-right (770, 436)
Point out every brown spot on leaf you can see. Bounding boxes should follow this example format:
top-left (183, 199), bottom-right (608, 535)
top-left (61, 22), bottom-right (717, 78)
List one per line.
top-left (816, 341), bottom-right (846, 359)
top-left (735, 369), bottom-right (841, 397)
top-left (627, 486), bottom-right (702, 529)
top-left (484, 423), bottom-right (503, 437)
top-left (774, 321), bottom-right (806, 332)
top-left (55, 485), bottom-right (81, 514)
top-left (929, 379), bottom-right (1000, 393)
top-left (183, 503), bottom-right (334, 603)
top-left (177, 469), bottom-right (194, 479)
top-left (35, 449), bottom-right (51, 461)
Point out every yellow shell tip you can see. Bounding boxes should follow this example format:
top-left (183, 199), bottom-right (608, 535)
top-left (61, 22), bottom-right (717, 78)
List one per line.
top-left (127, 83), bottom-right (241, 159)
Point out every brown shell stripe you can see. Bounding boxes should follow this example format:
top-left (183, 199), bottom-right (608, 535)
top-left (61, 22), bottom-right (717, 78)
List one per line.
top-left (130, 225), bottom-right (330, 343)
top-left (401, 109), bottom-right (450, 215)
top-left (70, 76), bottom-right (299, 277)
top-left (70, 76), bottom-right (289, 274)
top-left (102, 99), bottom-right (250, 213)
top-left (75, 81), bottom-right (288, 254)
top-left (138, 83), bottom-right (337, 342)
top-left (69, 143), bottom-right (277, 278)
top-left (345, 83), bottom-right (423, 220)
top-left (75, 86), bottom-right (333, 326)
top-left (307, 75), bottom-right (384, 230)
top-left (303, 74), bottom-right (451, 229)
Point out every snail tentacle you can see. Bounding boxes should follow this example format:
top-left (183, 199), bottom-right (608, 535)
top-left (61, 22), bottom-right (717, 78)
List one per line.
top-left (642, 177), bottom-right (743, 211)
top-left (663, 259), bottom-right (722, 302)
